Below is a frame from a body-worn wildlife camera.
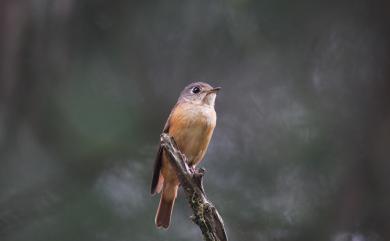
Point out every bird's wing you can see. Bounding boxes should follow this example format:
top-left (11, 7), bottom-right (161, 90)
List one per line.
top-left (150, 106), bottom-right (175, 195)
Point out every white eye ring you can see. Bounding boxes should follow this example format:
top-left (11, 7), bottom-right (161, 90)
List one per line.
top-left (192, 86), bottom-right (201, 94)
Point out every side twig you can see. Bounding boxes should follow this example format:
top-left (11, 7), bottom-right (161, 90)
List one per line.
top-left (160, 133), bottom-right (228, 241)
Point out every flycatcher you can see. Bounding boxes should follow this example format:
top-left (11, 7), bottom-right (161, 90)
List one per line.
top-left (150, 82), bottom-right (220, 229)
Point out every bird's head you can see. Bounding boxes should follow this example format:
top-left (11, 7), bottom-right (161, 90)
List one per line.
top-left (179, 82), bottom-right (221, 107)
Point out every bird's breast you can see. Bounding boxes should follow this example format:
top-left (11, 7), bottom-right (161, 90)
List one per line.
top-left (168, 103), bottom-right (216, 165)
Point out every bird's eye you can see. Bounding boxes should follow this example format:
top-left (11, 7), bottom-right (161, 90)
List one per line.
top-left (192, 86), bottom-right (201, 94)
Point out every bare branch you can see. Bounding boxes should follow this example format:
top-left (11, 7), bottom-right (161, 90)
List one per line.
top-left (160, 133), bottom-right (228, 241)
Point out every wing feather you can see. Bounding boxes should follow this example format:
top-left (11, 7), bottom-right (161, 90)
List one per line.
top-left (150, 106), bottom-right (176, 194)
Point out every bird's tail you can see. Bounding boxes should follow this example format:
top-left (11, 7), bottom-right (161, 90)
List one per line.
top-left (155, 183), bottom-right (178, 229)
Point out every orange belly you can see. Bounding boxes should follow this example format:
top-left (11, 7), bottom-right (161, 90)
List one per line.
top-left (161, 102), bottom-right (216, 183)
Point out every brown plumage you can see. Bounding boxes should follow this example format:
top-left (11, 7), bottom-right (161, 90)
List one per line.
top-left (151, 82), bottom-right (220, 229)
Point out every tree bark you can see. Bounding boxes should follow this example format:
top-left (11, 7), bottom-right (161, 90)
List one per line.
top-left (160, 133), bottom-right (228, 241)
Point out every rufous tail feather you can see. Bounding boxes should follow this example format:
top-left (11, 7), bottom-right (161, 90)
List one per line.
top-left (155, 184), bottom-right (177, 229)
top-left (155, 196), bottom-right (175, 229)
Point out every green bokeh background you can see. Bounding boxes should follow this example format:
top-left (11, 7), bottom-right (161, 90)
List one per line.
top-left (0, 1), bottom-right (389, 241)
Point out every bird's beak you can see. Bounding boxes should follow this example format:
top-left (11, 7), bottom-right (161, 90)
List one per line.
top-left (208, 87), bottom-right (221, 93)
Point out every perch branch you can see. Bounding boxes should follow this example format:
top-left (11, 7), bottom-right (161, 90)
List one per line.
top-left (160, 133), bottom-right (228, 241)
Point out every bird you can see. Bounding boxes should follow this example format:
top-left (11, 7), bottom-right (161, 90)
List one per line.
top-left (150, 82), bottom-right (221, 229)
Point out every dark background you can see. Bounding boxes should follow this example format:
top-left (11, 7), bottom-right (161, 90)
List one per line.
top-left (1, 0), bottom-right (389, 241)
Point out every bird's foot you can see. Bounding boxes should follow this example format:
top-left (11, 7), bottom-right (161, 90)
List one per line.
top-left (189, 166), bottom-right (196, 174)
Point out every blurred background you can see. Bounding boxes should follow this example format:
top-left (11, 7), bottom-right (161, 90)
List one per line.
top-left (0, 0), bottom-right (389, 240)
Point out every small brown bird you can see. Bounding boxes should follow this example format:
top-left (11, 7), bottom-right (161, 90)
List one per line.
top-left (151, 82), bottom-right (220, 229)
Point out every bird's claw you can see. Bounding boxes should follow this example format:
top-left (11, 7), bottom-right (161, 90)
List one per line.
top-left (189, 166), bottom-right (196, 174)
